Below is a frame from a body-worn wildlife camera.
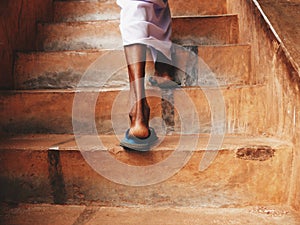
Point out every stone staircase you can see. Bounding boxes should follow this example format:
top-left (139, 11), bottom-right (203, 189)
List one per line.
top-left (1, 0), bottom-right (299, 224)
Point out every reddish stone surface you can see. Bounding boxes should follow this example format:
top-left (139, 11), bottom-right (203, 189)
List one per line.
top-left (226, 0), bottom-right (300, 212)
top-left (37, 16), bottom-right (239, 52)
top-left (0, 0), bottom-right (53, 89)
top-left (14, 45), bottom-right (251, 89)
top-left (0, 134), bottom-right (293, 207)
top-left (0, 86), bottom-right (273, 135)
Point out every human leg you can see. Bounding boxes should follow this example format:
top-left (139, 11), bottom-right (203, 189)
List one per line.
top-left (155, 51), bottom-right (174, 81)
top-left (124, 44), bottom-right (150, 139)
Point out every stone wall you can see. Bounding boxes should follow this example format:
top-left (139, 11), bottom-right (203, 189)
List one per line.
top-left (292, 107), bottom-right (300, 210)
top-left (0, 0), bottom-right (53, 89)
top-left (227, 0), bottom-right (300, 211)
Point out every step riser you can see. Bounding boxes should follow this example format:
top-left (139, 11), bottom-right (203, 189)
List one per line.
top-left (168, 0), bottom-right (227, 16)
top-left (37, 20), bottom-right (121, 51)
top-left (14, 50), bottom-right (129, 89)
top-left (53, 0), bottom-right (227, 22)
top-left (15, 45), bottom-right (251, 89)
top-left (54, 1), bottom-right (120, 22)
top-left (172, 16), bottom-right (239, 46)
top-left (0, 86), bottom-right (268, 135)
top-left (0, 143), bottom-right (292, 206)
top-left (37, 16), bottom-right (239, 51)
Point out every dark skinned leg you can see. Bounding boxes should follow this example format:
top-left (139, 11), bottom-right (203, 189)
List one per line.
top-left (124, 44), bottom-right (150, 139)
top-left (153, 51), bottom-right (175, 83)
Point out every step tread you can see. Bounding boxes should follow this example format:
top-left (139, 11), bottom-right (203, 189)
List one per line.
top-left (1, 204), bottom-right (299, 225)
top-left (0, 133), bottom-right (292, 152)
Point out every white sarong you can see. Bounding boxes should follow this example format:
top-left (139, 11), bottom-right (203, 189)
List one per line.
top-left (117, 0), bottom-right (172, 61)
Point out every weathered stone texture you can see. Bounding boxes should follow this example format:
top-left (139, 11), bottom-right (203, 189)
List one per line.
top-left (14, 45), bottom-right (251, 89)
top-left (0, 134), bottom-right (293, 207)
top-left (0, 86), bottom-right (272, 135)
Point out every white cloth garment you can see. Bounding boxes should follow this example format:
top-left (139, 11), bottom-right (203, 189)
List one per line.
top-left (117, 0), bottom-right (172, 61)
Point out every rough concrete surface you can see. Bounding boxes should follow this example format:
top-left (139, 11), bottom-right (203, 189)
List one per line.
top-left (0, 134), bottom-right (294, 207)
top-left (14, 45), bottom-right (251, 89)
top-left (0, 85), bottom-right (277, 135)
top-left (0, 204), bottom-right (299, 225)
top-left (258, 0), bottom-right (300, 72)
top-left (1, 0), bottom-right (300, 223)
top-left (37, 16), bottom-right (239, 51)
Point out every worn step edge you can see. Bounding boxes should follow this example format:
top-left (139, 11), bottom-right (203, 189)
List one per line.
top-left (0, 134), bottom-right (293, 207)
top-left (0, 133), bottom-right (292, 152)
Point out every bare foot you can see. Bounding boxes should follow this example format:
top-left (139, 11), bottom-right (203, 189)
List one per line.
top-left (129, 99), bottom-right (150, 139)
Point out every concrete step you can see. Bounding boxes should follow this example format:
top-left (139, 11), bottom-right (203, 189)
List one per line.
top-left (53, 0), bottom-right (227, 22)
top-left (0, 133), bottom-right (293, 207)
top-left (0, 85), bottom-right (269, 135)
top-left (37, 15), bottom-right (239, 51)
top-left (14, 44), bottom-right (252, 89)
top-left (1, 204), bottom-right (299, 225)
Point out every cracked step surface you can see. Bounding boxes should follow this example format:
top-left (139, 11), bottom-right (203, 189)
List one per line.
top-left (0, 134), bottom-right (293, 206)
